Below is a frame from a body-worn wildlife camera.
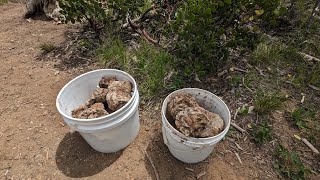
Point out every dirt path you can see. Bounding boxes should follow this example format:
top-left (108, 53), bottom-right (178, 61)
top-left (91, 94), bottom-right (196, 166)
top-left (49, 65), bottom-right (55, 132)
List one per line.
top-left (0, 3), bottom-right (279, 180)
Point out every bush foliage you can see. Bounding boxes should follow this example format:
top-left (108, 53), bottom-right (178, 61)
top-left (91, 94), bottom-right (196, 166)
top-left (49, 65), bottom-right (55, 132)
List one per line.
top-left (59, 0), bottom-right (289, 74)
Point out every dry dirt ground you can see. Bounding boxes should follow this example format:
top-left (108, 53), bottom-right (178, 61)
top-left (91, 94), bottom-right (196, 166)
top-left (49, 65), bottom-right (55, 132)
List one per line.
top-left (0, 3), bottom-right (313, 180)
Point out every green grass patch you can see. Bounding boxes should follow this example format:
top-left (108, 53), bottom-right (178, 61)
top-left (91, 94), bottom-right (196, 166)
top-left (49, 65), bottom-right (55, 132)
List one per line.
top-left (251, 22), bottom-right (320, 90)
top-left (230, 75), bottom-right (242, 86)
top-left (252, 39), bottom-right (304, 66)
top-left (40, 43), bottom-right (56, 54)
top-left (251, 121), bottom-right (272, 145)
top-left (0, 0), bottom-right (8, 5)
top-left (99, 37), bottom-right (128, 68)
top-left (273, 145), bottom-right (310, 180)
top-left (98, 38), bottom-right (175, 99)
top-left (254, 91), bottom-right (286, 115)
top-left (238, 104), bottom-right (251, 116)
top-left (134, 42), bottom-right (175, 98)
top-left (252, 40), bottom-right (285, 65)
top-left (291, 107), bottom-right (316, 129)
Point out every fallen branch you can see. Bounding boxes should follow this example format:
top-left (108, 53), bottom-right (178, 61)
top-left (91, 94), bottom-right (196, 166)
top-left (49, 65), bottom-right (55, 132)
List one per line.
top-left (294, 135), bottom-right (319, 154)
top-left (127, 18), bottom-right (158, 45)
top-left (141, 29), bottom-right (158, 44)
top-left (299, 52), bottom-right (320, 62)
top-left (302, 138), bottom-right (319, 154)
top-left (140, 147), bottom-right (160, 180)
top-left (231, 122), bottom-right (246, 133)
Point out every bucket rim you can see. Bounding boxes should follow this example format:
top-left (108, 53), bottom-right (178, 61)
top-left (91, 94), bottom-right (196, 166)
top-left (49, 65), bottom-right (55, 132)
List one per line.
top-left (56, 69), bottom-right (138, 122)
top-left (161, 88), bottom-right (231, 141)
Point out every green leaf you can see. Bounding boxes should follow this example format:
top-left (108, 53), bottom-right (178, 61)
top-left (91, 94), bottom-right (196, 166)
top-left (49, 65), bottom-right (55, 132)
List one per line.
top-left (224, 0), bottom-right (231, 5)
top-left (205, 8), bottom-right (211, 16)
top-left (255, 9), bottom-right (265, 16)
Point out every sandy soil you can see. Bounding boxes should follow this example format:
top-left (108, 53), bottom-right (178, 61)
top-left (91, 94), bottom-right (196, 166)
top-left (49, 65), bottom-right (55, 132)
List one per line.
top-left (0, 3), bottom-right (284, 180)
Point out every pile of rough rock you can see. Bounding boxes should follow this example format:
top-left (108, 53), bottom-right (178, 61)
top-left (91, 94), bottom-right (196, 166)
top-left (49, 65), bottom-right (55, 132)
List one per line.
top-left (168, 93), bottom-right (224, 138)
top-left (72, 76), bottom-right (132, 119)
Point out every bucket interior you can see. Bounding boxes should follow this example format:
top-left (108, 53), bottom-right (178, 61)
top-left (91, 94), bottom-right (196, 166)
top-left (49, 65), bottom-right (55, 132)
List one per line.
top-left (163, 88), bottom-right (230, 139)
top-left (57, 70), bottom-right (136, 118)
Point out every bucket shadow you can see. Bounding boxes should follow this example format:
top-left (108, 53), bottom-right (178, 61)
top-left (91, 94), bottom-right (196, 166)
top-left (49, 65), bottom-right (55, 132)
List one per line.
top-left (55, 132), bottom-right (122, 178)
top-left (144, 132), bottom-right (207, 180)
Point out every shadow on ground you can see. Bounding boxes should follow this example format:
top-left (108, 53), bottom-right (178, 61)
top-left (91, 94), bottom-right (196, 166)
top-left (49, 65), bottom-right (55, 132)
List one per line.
top-left (55, 132), bottom-right (122, 178)
top-left (144, 132), bottom-right (208, 180)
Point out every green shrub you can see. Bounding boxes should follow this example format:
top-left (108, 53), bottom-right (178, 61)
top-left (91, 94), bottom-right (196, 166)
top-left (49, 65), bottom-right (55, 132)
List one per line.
top-left (60, 0), bottom-right (108, 32)
top-left (107, 0), bottom-right (149, 21)
top-left (59, 0), bottom-right (152, 32)
top-left (60, 0), bottom-right (291, 79)
top-left (171, 0), bottom-right (286, 75)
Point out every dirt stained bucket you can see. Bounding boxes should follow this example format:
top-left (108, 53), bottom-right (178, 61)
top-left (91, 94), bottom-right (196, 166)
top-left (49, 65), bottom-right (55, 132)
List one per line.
top-left (161, 88), bottom-right (231, 163)
top-left (56, 69), bottom-right (140, 153)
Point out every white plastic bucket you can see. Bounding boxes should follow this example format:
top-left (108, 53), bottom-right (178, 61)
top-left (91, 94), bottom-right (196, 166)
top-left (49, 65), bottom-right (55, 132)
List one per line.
top-left (56, 69), bottom-right (140, 153)
top-left (161, 88), bottom-right (231, 163)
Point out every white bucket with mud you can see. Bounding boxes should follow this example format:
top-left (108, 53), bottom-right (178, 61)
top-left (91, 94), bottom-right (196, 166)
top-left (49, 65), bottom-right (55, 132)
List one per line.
top-left (56, 69), bottom-right (140, 153)
top-left (161, 88), bottom-right (231, 163)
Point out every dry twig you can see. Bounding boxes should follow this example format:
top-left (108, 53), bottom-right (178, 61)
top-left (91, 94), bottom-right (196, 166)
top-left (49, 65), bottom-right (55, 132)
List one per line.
top-left (127, 18), bottom-right (158, 45)
top-left (308, 84), bottom-right (319, 91)
top-left (233, 107), bottom-right (240, 120)
top-left (218, 70), bottom-right (228, 77)
top-left (59, 122), bottom-right (65, 127)
top-left (242, 77), bottom-right (253, 92)
top-left (185, 167), bottom-right (195, 172)
top-left (231, 122), bottom-right (246, 133)
top-left (300, 93), bottom-right (305, 103)
top-left (299, 52), bottom-right (320, 62)
top-left (196, 171), bottom-right (206, 179)
top-left (46, 149), bottom-right (49, 161)
top-left (235, 142), bottom-right (244, 151)
top-left (255, 66), bottom-right (267, 77)
top-left (232, 67), bottom-right (248, 73)
top-left (235, 152), bottom-right (242, 164)
top-left (140, 147), bottom-right (160, 180)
